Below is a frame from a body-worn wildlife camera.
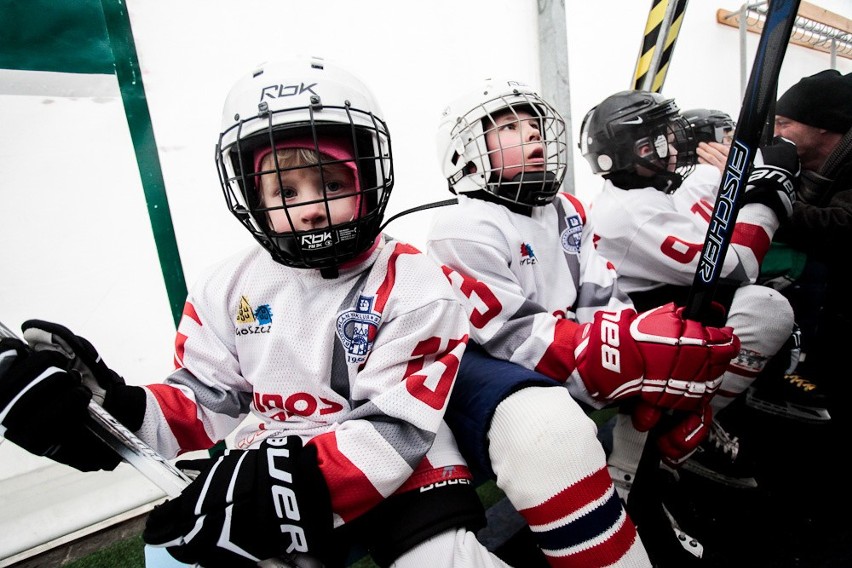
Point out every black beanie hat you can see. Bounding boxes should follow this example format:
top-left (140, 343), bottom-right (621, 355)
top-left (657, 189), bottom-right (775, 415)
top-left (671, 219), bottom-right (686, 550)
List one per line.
top-left (776, 69), bottom-right (852, 134)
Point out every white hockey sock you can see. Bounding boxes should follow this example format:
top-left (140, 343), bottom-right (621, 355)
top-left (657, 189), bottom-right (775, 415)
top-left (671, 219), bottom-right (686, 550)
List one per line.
top-left (713, 285), bottom-right (796, 414)
top-left (488, 387), bottom-right (651, 567)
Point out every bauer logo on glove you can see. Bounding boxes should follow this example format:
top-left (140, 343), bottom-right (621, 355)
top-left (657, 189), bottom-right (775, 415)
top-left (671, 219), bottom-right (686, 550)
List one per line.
top-left (143, 435), bottom-right (335, 568)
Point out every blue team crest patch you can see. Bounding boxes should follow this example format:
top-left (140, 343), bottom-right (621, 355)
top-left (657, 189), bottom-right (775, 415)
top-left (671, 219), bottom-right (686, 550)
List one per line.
top-left (560, 214), bottom-right (582, 254)
top-left (336, 295), bottom-right (381, 363)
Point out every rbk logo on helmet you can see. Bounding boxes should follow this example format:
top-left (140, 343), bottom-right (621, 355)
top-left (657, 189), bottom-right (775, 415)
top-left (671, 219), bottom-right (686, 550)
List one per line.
top-left (300, 231), bottom-right (333, 250)
top-left (259, 82), bottom-right (319, 101)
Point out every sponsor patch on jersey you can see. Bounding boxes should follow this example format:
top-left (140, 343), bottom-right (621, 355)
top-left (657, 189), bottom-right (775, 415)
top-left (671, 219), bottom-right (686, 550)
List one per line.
top-left (560, 214), bottom-right (582, 254)
top-left (519, 242), bottom-right (537, 265)
top-left (336, 294), bottom-right (381, 363)
top-left (235, 295), bottom-right (273, 335)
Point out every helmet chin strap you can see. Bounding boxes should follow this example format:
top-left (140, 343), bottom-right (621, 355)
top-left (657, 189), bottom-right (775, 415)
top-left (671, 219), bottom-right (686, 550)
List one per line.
top-left (492, 170), bottom-right (561, 206)
top-left (605, 167), bottom-right (683, 193)
top-left (636, 155), bottom-right (684, 193)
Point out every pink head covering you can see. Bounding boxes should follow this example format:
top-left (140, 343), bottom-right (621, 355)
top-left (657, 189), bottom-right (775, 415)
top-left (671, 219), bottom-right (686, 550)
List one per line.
top-left (252, 135), bottom-right (360, 193)
top-left (253, 134), bottom-right (380, 264)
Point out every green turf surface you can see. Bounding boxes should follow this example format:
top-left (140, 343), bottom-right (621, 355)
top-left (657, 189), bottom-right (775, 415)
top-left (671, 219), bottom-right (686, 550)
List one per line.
top-left (64, 534), bottom-right (145, 568)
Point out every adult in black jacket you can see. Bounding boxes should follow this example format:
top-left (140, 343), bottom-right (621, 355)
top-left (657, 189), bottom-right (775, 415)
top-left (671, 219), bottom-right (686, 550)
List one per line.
top-left (772, 69), bottom-right (852, 407)
top-left (749, 69), bottom-right (852, 564)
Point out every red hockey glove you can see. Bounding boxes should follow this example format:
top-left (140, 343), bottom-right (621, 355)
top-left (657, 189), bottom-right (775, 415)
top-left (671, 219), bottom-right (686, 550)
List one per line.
top-left (653, 403), bottom-right (713, 467)
top-left (574, 302), bottom-right (739, 423)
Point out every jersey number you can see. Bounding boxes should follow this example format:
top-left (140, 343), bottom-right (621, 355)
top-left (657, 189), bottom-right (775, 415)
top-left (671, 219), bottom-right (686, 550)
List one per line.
top-left (442, 266), bottom-right (502, 328)
top-left (659, 199), bottom-right (713, 264)
top-left (406, 337), bottom-right (464, 410)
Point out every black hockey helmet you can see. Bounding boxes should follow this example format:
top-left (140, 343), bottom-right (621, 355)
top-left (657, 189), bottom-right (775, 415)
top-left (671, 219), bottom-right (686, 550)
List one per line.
top-left (682, 108), bottom-right (736, 145)
top-left (579, 90), bottom-right (697, 192)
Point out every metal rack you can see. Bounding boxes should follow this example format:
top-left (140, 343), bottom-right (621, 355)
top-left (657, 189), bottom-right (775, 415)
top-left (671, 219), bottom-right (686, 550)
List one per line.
top-left (718, 1), bottom-right (851, 95)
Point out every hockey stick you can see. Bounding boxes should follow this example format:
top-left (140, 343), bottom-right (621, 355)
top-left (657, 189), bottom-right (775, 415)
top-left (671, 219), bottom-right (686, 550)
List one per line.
top-left (684, 0), bottom-right (801, 320)
top-left (0, 319), bottom-right (192, 498)
top-left (632, 0), bottom-right (690, 92)
top-left (0, 319), bottom-right (314, 567)
top-left (627, 0), bottom-right (802, 553)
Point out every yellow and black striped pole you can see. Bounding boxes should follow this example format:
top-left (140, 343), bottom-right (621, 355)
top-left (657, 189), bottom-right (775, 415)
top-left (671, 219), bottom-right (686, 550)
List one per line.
top-left (632, 0), bottom-right (689, 92)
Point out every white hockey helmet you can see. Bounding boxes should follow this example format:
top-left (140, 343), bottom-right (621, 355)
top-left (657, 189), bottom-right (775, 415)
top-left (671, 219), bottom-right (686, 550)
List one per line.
top-left (216, 56), bottom-right (393, 271)
top-left (436, 77), bottom-right (568, 206)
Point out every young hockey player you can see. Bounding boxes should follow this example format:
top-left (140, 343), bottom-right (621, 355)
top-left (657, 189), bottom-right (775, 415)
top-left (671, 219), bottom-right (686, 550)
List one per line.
top-left (683, 108), bottom-right (737, 172)
top-left (579, 90), bottom-right (798, 492)
top-left (682, 108), bottom-right (735, 146)
top-left (426, 77), bottom-right (740, 568)
top-left (0, 57), bottom-right (515, 568)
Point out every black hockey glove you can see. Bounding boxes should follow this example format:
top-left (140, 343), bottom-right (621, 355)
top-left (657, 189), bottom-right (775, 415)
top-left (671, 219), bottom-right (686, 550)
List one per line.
top-left (742, 136), bottom-right (800, 221)
top-left (0, 337), bottom-right (121, 470)
top-left (143, 436), bottom-right (336, 568)
top-left (21, 319), bottom-right (145, 433)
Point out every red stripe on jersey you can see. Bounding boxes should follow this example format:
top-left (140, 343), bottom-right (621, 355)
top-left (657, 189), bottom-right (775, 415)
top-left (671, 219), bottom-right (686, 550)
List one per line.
top-left (396, 457), bottom-right (473, 493)
top-left (535, 318), bottom-right (581, 382)
top-left (561, 192), bottom-right (587, 224)
top-left (373, 243), bottom-right (420, 314)
top-left (546, 515), bottom-right (639, 568)
top-left (520, 467), bottom-right (613, 526)
top-left (310, 432), bottom-right (384, 523)
top-left (147, 383), bottom-right (215, 451)
top-left (174, 334), bottom-right (187, 370)
top-left (174, 302), bottom-right (202, 369)
top-left (182, 302), bottom-right (202, 326)
top-left (732, 222), bottom-right (771, 263)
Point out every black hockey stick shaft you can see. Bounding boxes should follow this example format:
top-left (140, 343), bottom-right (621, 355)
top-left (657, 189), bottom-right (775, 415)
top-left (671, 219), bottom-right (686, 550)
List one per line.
top-left (627, 0), bottom-right (802, 542)
top-left (684, 0), bottom-right (800, 321)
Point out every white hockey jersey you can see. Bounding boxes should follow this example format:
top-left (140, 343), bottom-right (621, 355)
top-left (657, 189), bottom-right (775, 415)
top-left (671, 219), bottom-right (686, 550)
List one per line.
top-left (135, 237), bottom-right (470, 526)
top-left (426, 193), bottom-right (632, 389)
top-left (588, 164), bottom-right (780, 294)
